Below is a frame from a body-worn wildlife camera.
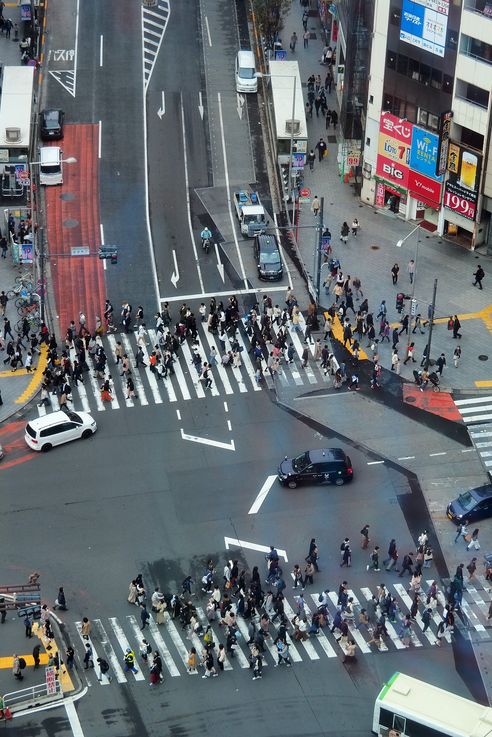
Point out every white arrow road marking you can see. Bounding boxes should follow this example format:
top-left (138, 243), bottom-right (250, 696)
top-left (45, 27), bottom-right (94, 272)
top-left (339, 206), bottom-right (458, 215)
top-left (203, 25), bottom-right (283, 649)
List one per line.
top-left (236, 93), bottom-right (245, 119)
top-left (198, 91), bottom-right (204, 120)
top-left (170, 249), bottom-right (179, 288)
top-left (214, 242), bottom-right (225, 282)
top-left (248, 475), bottom-right (277, 514)
top-left (157, 90), bottom-right (165, 119)
top-left (224, 537), bottom-right (288, 562)
top-left (181, 429), bottom-right (235, 451)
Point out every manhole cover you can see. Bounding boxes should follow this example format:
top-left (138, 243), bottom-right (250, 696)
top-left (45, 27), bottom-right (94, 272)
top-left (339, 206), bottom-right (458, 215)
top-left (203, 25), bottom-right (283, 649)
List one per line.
top-left (327, 135), bottom-right (337, 143)
top-left (478, 355), bottom-right (488, 361)
top-left (370, 244), bottom-right (380, 250)
top-left (405, 396), bottom-right (416, 403)
top-left (63, 219), bottom-right (79, 228)
top-left (60, 193), bottom-right (75, 201)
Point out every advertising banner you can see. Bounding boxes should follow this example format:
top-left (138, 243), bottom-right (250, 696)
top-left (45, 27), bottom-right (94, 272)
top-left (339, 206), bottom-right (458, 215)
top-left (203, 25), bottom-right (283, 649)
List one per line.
top-left (379, 112), bottom-right (413, 144)
top-left (376, 154), bottom-right (409, 188)
top-left (409, 126), bottom-right (442, 181)
top-left (378, 133), bottom-right (411, 166)
top-left (408, 169), bottom-right (441, 206)
top-left (444, 144), bottom-right (481, 221)
top-left (436, 110), bottom-right (453, 177)
top-left (400, 0), bottom-right (449, 58)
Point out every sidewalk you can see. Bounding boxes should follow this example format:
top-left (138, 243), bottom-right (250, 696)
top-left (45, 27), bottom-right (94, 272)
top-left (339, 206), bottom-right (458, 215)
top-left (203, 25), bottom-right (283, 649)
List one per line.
top-left (282, 3), bottom-right (492, 392)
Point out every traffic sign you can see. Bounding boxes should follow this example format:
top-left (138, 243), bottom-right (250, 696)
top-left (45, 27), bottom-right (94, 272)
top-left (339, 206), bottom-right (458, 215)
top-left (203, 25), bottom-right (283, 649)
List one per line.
top-left (45, 666), bottom-right (57, 695)
top-left (299, 187), bottom-right (311, 198)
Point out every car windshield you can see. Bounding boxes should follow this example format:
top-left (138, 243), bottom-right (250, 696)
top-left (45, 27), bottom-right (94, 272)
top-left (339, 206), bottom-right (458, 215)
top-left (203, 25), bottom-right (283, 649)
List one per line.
top-left (292, 451), bottom-right (310, 472)
top-left (457, 491), bottom-right (475, 511)
top-left (260, 250), bottom-right (280, 265)
top-left (239, 67), bottom-right (255, 79)
top-left (65, 410), bottom-right (82, 424)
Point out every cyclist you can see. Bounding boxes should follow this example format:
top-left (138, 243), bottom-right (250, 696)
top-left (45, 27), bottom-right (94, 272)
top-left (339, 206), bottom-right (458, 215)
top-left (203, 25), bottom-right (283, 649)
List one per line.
top-left (200, 227), bottom-right (212, 248)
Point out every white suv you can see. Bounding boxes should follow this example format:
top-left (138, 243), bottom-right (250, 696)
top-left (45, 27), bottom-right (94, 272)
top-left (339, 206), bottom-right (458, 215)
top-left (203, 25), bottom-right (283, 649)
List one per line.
top-left (25, 410), bottom-right (97, 452)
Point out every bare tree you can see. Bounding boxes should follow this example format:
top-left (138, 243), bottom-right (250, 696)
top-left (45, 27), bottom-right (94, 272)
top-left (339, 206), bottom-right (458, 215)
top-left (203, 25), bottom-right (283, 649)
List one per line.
top-left (251, 0), bottom-right (292, 50)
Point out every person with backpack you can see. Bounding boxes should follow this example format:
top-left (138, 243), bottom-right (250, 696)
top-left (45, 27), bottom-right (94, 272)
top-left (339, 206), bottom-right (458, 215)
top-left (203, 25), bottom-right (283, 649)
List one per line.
top-left (13, 654), bottom-right (24, 680)
top-left (83, 643), bottom-right (94, 670)
top-left (275, 639), bottom-right (291, 667)
top-left (97, 657), bottom-right (112, 683)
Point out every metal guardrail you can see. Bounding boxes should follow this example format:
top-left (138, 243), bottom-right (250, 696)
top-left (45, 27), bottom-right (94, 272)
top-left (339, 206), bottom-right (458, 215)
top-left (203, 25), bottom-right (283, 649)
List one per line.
top-left (3, 680), bottom-right (62, 713)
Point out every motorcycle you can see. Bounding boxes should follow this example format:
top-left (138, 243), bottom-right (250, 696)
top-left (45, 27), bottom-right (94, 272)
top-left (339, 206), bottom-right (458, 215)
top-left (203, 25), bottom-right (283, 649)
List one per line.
top-left (202, 237), bottom-right (211, 254)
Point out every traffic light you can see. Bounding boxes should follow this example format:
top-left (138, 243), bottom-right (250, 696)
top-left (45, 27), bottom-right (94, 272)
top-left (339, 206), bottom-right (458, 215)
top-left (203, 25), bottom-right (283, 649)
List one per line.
top-left (98, 246), bottom-right (118, 264)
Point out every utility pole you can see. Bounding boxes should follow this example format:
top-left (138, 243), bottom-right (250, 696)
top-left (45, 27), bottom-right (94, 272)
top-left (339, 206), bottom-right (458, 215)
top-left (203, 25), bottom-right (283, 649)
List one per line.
top-left (315, 196), bottom-right (324, 305)
top-left (424, 278), bottom-right (438, 372)
top-left (39, 227), bottom-right (45, 324)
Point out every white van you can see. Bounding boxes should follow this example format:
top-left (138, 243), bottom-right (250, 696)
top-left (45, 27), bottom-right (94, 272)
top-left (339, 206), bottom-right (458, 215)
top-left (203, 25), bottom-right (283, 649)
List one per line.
top-left (25, 410), bottom-right (97, 451)
top-left (235, 50), bottom-right (257, 93)
top-left (39, 146), bottom-right (63, 185)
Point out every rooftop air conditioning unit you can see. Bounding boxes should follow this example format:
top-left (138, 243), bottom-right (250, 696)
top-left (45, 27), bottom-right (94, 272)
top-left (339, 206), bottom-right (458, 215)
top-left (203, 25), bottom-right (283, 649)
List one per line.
top-left (5, 127), bottom-right (21, 143)
top-left (285, 119), bottom-right (301, 135)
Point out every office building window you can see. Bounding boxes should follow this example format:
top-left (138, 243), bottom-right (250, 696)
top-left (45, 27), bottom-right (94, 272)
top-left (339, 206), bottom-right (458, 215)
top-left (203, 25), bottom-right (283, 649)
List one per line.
top-left (456, 78), bottom-right (489, 108)
top-left (417, 108), bottom-right (439, 131)
top-left (460, 34), bottom-right (492, 64)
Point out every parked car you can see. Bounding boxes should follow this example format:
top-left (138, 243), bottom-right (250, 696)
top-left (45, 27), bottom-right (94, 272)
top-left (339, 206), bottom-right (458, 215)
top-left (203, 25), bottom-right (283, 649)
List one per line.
top-left (278, 448), bottom-right (353, 488)
top-left (447, 484), bottom-right (492, 524)
top-left (40, 108), bottom-right (64, 140)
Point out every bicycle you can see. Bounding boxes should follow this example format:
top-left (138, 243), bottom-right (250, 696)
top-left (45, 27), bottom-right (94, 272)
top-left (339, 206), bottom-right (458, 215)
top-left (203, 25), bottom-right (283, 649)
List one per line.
top-left (16, 316), bottom-right (40, 334)
top-left (15, 292), bottom-right (40, 310)
top-left (7, 282), bottom-right (34, 299)
top-left (17, 303), bottom-right (40, 319)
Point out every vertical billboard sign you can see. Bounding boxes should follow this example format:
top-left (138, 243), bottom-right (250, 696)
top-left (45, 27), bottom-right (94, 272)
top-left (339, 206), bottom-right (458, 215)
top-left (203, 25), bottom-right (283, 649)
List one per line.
top-left (400, 0), bottom-right (449, 58)
top-left (436, 110), bottom-right (453, 177)
top-left (444, 144), bottom-right (481, 221)
top-left (376, 112), bottom-right (413, 189)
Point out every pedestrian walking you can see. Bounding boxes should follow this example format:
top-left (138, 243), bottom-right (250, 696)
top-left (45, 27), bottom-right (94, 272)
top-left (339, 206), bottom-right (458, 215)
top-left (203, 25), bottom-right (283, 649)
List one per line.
top-left (54, 586), bottom-right (67, 611)
top-left (391, 263), bottom-right (399, 284)
top-left (275, 640), bottom-right (291, 667)
top-left (360, 524), bottom-right (370, 549)
top-left (315, 138), bottom-right (327, 162)
top-left (453, 345), bottom-right (461, 368)
top-left (399, 552), bottom-right (413, 577)
top-left (32, 644), bottom-right (41, 669)
top-left (81, 617), bottom-right (91, 639)
top-left (303, 29), bottom-right (310, 48)
top-left (340, 221), bottom-right (349, 243)
top-left (367, 546), bottom-right (380, 571)
top-left (407, 259), bottom-right (415, 284)
top-left (436, 353), bottom-right (446, 375)
top-left (66, 646), bottom-right (75, 670)
top-left (97, 657), bottom-right (112, 683)
top-left (452, 315), bottom-right (462, 339)
top-left (124, 648), bottom-right (138, 674)
top-left (307, 538), bottom-right (320, 571)
top-left (467, 528), bottom-right (480, 551)
top-left (454, 522), bottom-right (467, 543)
top-left (307, 149), bottom-right (315, 170)
top-left (83, 643), bottom-right (94, 670)
top-left (12, 654), bottom-right (24, 681)
top-left (403, 342), bottom-right (417, 365)
top-left (421, 608), bottom-right (432, 633)
top-left (311, 196), bottom-right (320, 216)
top-left (466, 557), bottom-right (478, 579)
top-left (412, 313), bottom-right (425, 334)
top-left (304, 560), bottom-right (315, 586)
top-left (289, 31), bottom-right (297, 51)
top-left (473, 264), bottom-right (485, 289)
top-left (140, 604), bottom-right (150, 630)
top-left (24, 614), bottom-right (32, 638)
top-left (292, 564), bottom-right (304, 589)
top-left (340, 544), bottom-right (352, 567)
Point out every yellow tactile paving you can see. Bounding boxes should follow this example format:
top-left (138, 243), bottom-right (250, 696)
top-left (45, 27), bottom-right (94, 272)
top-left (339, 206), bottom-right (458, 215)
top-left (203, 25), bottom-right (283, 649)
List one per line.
top-left (475, 380), bottom-right (492, 388)
top-left (0, 653), bottom-right (49, 669)
top-left (328, 312), bottom-right (369, 360)
top-left (15, 345), bottom-right (48, 404)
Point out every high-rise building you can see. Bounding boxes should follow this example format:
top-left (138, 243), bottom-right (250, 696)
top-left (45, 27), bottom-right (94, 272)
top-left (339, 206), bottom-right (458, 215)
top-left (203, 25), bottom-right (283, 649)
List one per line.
top-left (360, 0), bottom-right (492, 250)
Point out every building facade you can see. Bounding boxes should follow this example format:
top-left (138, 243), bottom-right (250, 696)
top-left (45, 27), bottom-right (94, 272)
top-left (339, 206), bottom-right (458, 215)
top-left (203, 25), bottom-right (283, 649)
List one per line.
top-left (359, 0), bottom-right (492, 250)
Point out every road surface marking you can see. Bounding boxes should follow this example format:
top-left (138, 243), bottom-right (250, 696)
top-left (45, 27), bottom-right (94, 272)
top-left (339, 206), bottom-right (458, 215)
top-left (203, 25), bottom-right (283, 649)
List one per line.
top-left (93, 619), bottom-right (127, 683)
top-left (367, 460), bottom-right (384, 465)
top-left (429, 452), bottom-right (446, 457)
top-left (108, 617), bottom-right (145, 680)
top-left (224, 537), bottom-right (288, 561)
top-left (217, 91), bottom-right (248, 288)
top-left (248, 475), bottom-right (277, 514)
top-left (180, 93), bottom-right (204, 292)
top-left (65, 701), bottom-right (85, 737)
top-left (224, 401), bottom-right (228, 412)
top-left (204, 15), bottom-right (212, 46)
top-left (176, 409), bottom-right (181, 420)
top-left (157, 90), bottom-right (165, 119)
top-left (398, 456), bottom-right (415, 460)
top-left (170, 249), bottom-right (179, 288)
top-left (99, 35), bottom-right (103, 66)
top-left (160, 286), bottom-right (287, 303)
top-left (227, 419), bottom-right (232, 431)
top-left (181, 429), bottom-right (235, 451)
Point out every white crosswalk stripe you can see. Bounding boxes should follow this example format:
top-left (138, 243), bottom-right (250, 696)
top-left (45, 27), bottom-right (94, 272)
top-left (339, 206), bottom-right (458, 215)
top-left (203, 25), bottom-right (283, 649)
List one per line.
top-left (65, 577), bottom-right (492, 686)
top-left (142, 0), bottom-right (170, 90)
top-left (455, 396), bottom-right (492, 468)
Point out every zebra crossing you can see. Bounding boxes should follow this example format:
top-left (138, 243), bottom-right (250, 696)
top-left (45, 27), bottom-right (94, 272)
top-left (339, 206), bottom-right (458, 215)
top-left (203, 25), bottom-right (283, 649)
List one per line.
top-left (142, 0), bottom-right (171, 90)
top-left (454, 395), bottom-right (492, 470)
top-left (36, 321), bottom-right (334, 418)
top-left (66, 578), bottom-right (492, 686)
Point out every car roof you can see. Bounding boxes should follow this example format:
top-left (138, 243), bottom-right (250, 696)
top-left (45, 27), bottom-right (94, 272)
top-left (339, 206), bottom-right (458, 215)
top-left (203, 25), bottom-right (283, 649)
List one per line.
top-left (469, 484), bottom-right (492, 501)
top-left (308, 448), bottom-right (347, 462)
top-left (42, 109), bottom-right (62, 120)
top-left (257, 235), bottom-right (279, 251)
top-left (27, 411), bottom-right (74, 430)
top-left (237, 49), bottom-right (255, 65)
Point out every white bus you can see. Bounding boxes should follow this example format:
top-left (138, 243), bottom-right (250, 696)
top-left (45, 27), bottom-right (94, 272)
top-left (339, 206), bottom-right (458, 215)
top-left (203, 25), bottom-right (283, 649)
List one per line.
top-left (373, 672), bottom-right (492, 737)
top-left (268, 60), bottom-right (308, 168)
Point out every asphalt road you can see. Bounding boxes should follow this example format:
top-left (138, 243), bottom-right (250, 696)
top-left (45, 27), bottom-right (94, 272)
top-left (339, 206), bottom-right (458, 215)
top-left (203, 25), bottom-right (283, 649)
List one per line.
top-left (2, 389), bottom-right (477, 736)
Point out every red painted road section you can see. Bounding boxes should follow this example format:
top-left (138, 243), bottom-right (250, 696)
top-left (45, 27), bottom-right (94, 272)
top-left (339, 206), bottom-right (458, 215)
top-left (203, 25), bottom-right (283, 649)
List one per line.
top-left (402, 385), bottom-right (462, 422)
top-left (0, 420), bottom-right (36, 470)
top-left (44, 124), bottom-right (105, 335)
